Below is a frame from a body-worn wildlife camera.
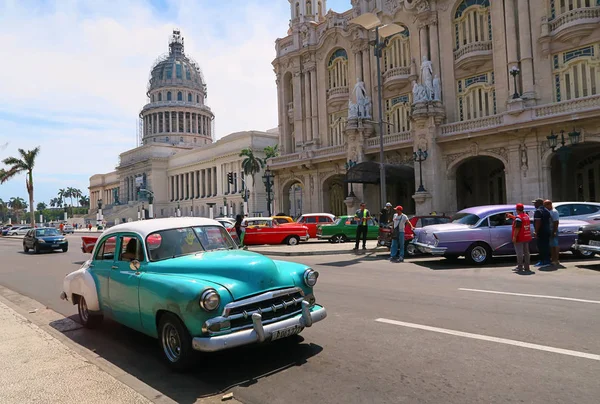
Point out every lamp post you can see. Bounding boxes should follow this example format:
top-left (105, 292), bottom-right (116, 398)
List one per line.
top-left (96, 199), bottom-right (103, 229)
top-left (242, 177), bottom-right (249, 216)
top-left (223, 197), bottom-right (228, 217)
top-left (345, 160), bottom-right (357, 197)
top-left (262, 168), bottom-right (274, 217)
top-left (350, 13), bottom-right (405, 207)
top-left (207, 202), bottom-right (216, 219)
top-left (413, 148), bottom-right (429, 192)
top-left (509, 66), bottom-right (521, 99)
top-left (547, 129), bottom-right (581, 201)
top-left (176, 202), bottom-right (181, 217)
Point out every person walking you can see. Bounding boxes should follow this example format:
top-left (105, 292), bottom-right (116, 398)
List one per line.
top-left (512, 203), bottom-right (533, 273)
top-left (532, 198), bottom-right (552, 267)
top-left (544, 200), bottom-right (561, 267)
top-left (353, 202), bottom-right (371, 251)
top-left (390, 206), bottom-right (414, 262)
top-left (234, 214), bottom-right (243, 246)
top-left (379, 203), bottom-right (393, 226)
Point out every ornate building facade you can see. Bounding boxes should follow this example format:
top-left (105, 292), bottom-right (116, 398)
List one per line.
top-left (89, 30), bottom-right (277, 224)
top-left (271, 0), bottom-right (600, 216)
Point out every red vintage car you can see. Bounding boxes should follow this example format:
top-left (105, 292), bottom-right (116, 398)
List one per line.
top-left (243, 217), bottom-right (309, 246)
top-left (294, 213), bottom-right (336, 238)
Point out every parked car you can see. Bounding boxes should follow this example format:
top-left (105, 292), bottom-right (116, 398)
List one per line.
top-left (573, 222), bottom-right (600, 255)
top-left (62, 224), bottom-right (74, 234)
top-left (296, 213), bottom-right (336, 238)
top-left (243, 217), bottom-right (309, 246)
top-left (23, 227), bottom-right (68, 253)
top-left (378, 215), bottom-right (452, 256)
top-left (2, 225), bottom-right (14, 236)
top-left (317, 216), bottom-right (379, 243)
top-left (9, 226), bottom-right (32, 236)
top-left (216, 219), bottom-right (240, 244)
top-left (413, 205), bottom-right (590, 265)
top-left (60, 217), bottom-right (326, 370)
top-left (272, 215), bottom-right (294, 224)
top-left (553, 202), bottom-right (600, 223)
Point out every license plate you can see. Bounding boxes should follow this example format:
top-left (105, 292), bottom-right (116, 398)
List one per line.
top-left (271, 324), bottom-right (303, 341)
top-left (589, 240), bottom-right (600, 247)
top-left (51, 244), bottom-right (59, 248)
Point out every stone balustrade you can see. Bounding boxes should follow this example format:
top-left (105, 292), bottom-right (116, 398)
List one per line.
top-left (271, 153), bottom-right (301, 165)
top-left (312, 144), bottom-right (346, 157)
top-left (383, 66), bottom-right (411, 80)
top-left (550, 6), bottom-right (600, 32)
top-left (327, 86), bottom-right (349, 100)
top-left (277, 36), bottom-right (296, 57)
top-left (441, 115), bottom-right (503, 136)
top-left (366, 132), bottom-right (412, 148)
top-left (534, 94), bottom-right (600, 117)
top-left (453, 41), bottom-right (493, 61)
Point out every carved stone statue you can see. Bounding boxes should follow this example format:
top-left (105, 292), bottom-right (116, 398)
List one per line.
top-left (433, 75), bottom-right (441, 101)
top-left (412, 80), bottom-right (428, 103)
top-left (348, 100), bottom-right (359, 119)
top-left (421, 56), bottom-right (434, 100)
top-left (349, 79), bottom-right (372, 118)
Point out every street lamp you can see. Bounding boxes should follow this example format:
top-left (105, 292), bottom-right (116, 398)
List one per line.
top-left (509, 66), bottom-right (521, 99)
top-left (345, 160), bottom-right (357, 197)
top-left (413, 148), bottom-right (429, 192)
top-left (223, 196), bottom-right (228, 217)
top-left (262, 168), bottom-right (274, 217)
top-left (546, 128), bottom-right (581, 201)
top-left (350, 13), bottom-right (405, 207)
top-left (96, 199), bottom-right (103, 229)
top-left (546, 128), bottom-right (581, 152)
top-left (176, 201), bottom-right (181, 217)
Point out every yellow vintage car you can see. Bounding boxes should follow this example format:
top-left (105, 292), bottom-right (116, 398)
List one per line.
top-left (272, 215), bottom-right (295, 224)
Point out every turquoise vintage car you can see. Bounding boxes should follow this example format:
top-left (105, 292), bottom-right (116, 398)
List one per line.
top-left (60, 218), bottom-right (326, 370)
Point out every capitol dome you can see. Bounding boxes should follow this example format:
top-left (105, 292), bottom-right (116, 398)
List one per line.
top-left (141, 30), bottom-right (214, 147)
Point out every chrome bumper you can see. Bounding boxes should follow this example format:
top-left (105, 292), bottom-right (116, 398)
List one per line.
top-left (413, 241), bottom-right (447, 256)
top-left (572, 243), bottom-right (600, 253)
top-left (300, 235), bottom-right (309, 241)
top-left (192, 301), bottom-right (326, 352)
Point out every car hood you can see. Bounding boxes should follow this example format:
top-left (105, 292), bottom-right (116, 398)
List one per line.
top-left (38, 236), bottom-right (67, 242)
top-left (149, 250), bottom-right (297, 300)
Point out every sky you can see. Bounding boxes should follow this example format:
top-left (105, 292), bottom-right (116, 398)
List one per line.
top-left (0, 0), bottom-right (351, 207)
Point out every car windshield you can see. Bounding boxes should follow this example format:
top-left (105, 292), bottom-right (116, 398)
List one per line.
top-left (36, 228), bottom-right (60, 237)
top-left (452, 213), bottom-right (481, 226)
top-left (147, 225), bottom-right (237, 261)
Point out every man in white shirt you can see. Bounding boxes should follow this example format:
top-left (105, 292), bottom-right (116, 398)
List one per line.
top-left (390, 206), bottom-right (414, 262)
top-left (544, 200), bottom-right (561, 267)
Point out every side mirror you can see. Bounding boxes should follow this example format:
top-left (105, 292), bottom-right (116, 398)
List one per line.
top-left (129, 259), bottom-right (141, 271)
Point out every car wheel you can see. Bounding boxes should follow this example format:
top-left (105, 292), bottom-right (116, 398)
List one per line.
top-left (62, 246), bottom-right (68, 252)
top-left (465, 243), bottom-right (492, 265)
top-left (158, 313), bottom-right (194, 372)
top-left (23, 244), bottom-right (29, 253)
top-left (77, 295), bottom-right (103, 329)
top-left (34, 243), bottom-right (40, 254)
top-left (331, 234), bottom-right (347, 243)
top-left (405, 243), bottom-right (418, 257)
top-left (285, 236), bottom-right (300, 246)
top-left (573, 249), bottom-right (596, 259)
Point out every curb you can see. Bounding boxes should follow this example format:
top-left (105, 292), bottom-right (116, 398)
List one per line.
top-left (252, 248), bottom-right (386, 256)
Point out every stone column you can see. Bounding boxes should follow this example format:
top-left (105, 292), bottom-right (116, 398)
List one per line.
top-left (362, 48), bottom-right (373, 105)
top-left (355, 50), bottom-right (363, 81)
top-left (419, 26), bottom-right (429, 62)
top-left (504, 0), bottom-right (518, 96)
top-left (168, 112), bottom-right (172, 133)
top-left (310, 67), bottom-right (319, 143)
top-left (292, 71), bottom-right (304, 145)
top-left (518, 0), bottom-right (534, 99)
top-left (304, 71), bottom-right (312, 142)
top-left (429, 20), bottom-right (440, 84)
top-left (276, 74), bottom-right (286, 152)
top-left (183, 112), bottom-right (187, 134)
top-left (213, 167), bottom-right (217, 196)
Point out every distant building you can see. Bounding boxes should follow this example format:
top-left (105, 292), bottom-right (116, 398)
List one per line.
top-left (89, 30), bottom-right (277, 223)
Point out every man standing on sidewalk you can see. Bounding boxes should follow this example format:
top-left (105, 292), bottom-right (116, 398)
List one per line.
top-left (533, 198), bottom-right (552, 267)
top-left (512, 203), bottom-right (532, 273)
top-left (544, 199), bottom-right (561, 267)
top-left (353, 202), bottom-right (371, 251)
top-left (390, 206), bottom-right (414, 262)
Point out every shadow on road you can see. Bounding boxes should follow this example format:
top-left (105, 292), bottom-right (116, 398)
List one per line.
top-left (50, 316), bottom-right (323, 403)
top-left (575, 263), bottom-right (600, 272)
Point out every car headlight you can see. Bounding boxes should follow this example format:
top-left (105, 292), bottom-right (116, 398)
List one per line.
top-left (303, 269), bottom-right (319, 287)
top-left (200, 289), bottom-right (220, 311)
top-left (37, 239), bottom-right (45, 243)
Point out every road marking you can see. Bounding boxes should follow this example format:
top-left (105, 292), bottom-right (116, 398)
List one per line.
top-left (375, 318), bottom-right (600, 361)
top-left (458, 288), bottom-right (600, 305)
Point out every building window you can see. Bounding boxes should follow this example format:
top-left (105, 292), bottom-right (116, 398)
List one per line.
top-left (385, 94), bottom-right (412, 134)
top-left (177, 91), bottom-right (183, 101)
top-left (553, 44), bottom-right (600, 102)
top-left (456, 71), bottom-right (496, 121)
top-left (167, 91), bottom-right (172, 101)
top-left (383, 28), bottom-right (410, 73)
top-left (158, 93), bottom-right (162, 101)
top-left (549, 0), bottom-right (599, 19)
top-left (454, 0), bottom-right (491, 50)
top-left (197, 94), bottom-right (200, 103)
top-left (327, 49), bottom-right (348, 89)
top-left (186, 67), bottom-right (191, 80)
top-left (176, 62), bottom-right (182, 79)
top-left (188, 93), bottom-right (192, 102)
top-left (166, 65), bottom-right (172, 79)
top-left (306, 0), bottom-right (312, 14)
top-left (328, 110), bottom-right (347, 146)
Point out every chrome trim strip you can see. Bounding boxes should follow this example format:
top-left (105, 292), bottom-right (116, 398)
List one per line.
top-left (573, 243), bottom-right (600, 253)
top-left (222, 287), bottom-right (304, 317)
top-left (413, 241), bottom-right (447, 255)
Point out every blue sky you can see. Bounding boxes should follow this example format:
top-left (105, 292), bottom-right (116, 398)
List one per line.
top-left (0, 0), bottom-right (352, 206)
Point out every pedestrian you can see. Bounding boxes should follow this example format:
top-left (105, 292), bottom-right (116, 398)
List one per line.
top-left (59, 222), bottom-right (64, 234)
top-left (234, 214), bottom-right (243, 245)
top-left (544, 200), bottom-right (561, 267)
top-left (390, 206), bottom-right (414, 262)
top-left (353, 202), bottom-right (371, 251)
top-left (532, 198), bottom-right (552, 267)
top-left (511, 203), bottom-right (533, 273)
top-left (379, 202), bottom-right (393, 226)
top-left (88, 223), bottom-right (92, 231)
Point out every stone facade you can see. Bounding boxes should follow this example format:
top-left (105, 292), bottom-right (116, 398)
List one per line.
top-left (271, 0), bottom-right (600, 217)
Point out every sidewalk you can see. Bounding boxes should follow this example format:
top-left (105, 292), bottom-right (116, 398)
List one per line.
top-left (0, 299), bottom-right (152, 404)
top-left (249, 239), bottom-right (387, 256)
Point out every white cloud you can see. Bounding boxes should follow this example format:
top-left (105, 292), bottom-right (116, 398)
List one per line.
top-left (0, 0), bottom-right (290, 203)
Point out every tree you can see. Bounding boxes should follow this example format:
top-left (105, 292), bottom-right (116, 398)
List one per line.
top-left (263, 144), bottom-right (279, 165)
top-left (49, 197), bottom-right (60, 208)
top-left (0, 198), bottom-right (7, 223)
top-left (239, 148), bottom-right (265, 190)
top-left (8, 197), bottom-right (27, 222)
top-left (36, 202), bottom-right (47, 212)
top-left (74, 188), bottom-right (83, 206)
top-left (57, 188), bottom-right (66, 207)
top-left (1, 147), bottom-right (40, 226)
top-left (79, 195), bottom-right (90, 207)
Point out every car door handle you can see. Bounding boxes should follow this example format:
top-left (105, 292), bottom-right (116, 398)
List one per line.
top-left (111, 265), bottom-right (119, 270)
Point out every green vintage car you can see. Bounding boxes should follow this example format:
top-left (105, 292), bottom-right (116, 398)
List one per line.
top-left (316, 215), bottom-right (379, 243)
top-left (60, 218), bottom-right (326, 371)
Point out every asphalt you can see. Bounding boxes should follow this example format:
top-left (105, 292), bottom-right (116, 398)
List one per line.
top-left (0, 234), bottom-right (599, 404)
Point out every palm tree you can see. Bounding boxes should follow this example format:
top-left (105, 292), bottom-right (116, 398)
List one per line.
top-left (263, 144), bottom-right (279, 165)
top-left (0, 198), bottom-right (7, 223)
top-left (1, 147), bottom-right (40, 226)
top-left (49, 197), bottom-right (60, 208)
top-left (57, 188), bottom-right (66, 208)
top-left (240, 148), bottom-right (265, 190)
top-left (79, 195), bottom-right (90, 207)
top-left (73, 188), bottom-right (83, 206)
top-left (8, 197), bottom-right (27, 223)
top-left (36, 202), bottom-right (47, 212)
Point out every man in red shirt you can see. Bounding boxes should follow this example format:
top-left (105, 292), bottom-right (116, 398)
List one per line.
top-left (512, 203), bottom-right (533, 273)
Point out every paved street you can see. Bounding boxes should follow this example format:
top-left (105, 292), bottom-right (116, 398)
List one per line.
top-left (0, 234), bottom-right (599, 404)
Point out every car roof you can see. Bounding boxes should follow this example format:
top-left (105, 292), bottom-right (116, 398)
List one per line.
top-left (244, 217), bottom-right (272, 221)
top-left (553, 201), bottom-right (600, 206)
top-left (458, 204), bottom-right (535, 216)
top-left (101, 217), bottom-right (223, 239)
top-left (300, 213), bottom-right (336, 218)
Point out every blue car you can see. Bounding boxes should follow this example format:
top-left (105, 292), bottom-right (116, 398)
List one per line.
top-left (23, 227), bottom-right (69, 253)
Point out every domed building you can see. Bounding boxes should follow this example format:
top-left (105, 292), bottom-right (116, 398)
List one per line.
top-left (88, 30), bottom-right (277, 224)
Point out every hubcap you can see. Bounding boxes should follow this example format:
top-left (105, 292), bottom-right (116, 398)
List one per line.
top-left (471, 246), bottom-right (487, 263)
top-left (162, 323), bottom-right (181, 362)
top-left (582, 250), bottom-right (593, 257)
top-left (334, 236), bottom-right (343, 243)
top-left (79, 298), bottom-right (89, 323)
top-left (289, 237), bottom-right (298, 246)
top-left (406, 244), bottom-right (417, 256)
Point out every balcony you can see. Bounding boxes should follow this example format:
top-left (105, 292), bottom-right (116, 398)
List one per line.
top-left (327, 86), bottom-right (349, 107)
top-left (366, 132), bottom-right (412, 151)
top-left (453, 41), bottom-right (493, 70)
top-left (551, 6), bottom-right (600, 42)
top-left (383, 66), bottom-right (411, 90)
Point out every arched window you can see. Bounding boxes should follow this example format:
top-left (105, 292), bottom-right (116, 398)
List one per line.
top-left (158, 93), bottom-right (162, 101)
top-left (385, 94), bottom-right (412, 134)
top-left (177, 91), bottom-right (183, 101)
top-left (176, 62), bottom-right (183, 79)
top-left (382, 28), bottom-right (410, 74)
top-left (454, 0), bottom-right (491, 51)
top-left (306, 0), bottom-right (312, 15)
top-left (167, 91), bottom-right (172, 101)
top-left (553, 44), bottom-right (600, 102)
top-left (456, 71), bottom-right (496, 121)
top-left (188, 93), bottom-right (192, 102)
top-left (328, 110), bottom-right (347, 146)
top-left (327, 49), bottom-right (348, 89)
top-left (185, 67), bottom-right (191, 80)
top-left (196, 95), bottom-right (200, 103)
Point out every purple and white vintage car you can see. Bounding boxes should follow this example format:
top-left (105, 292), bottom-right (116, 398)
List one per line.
top-left (413, 205), bottom-right (592, 265)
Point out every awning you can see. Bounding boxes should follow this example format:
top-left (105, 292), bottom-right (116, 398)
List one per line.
top-left (345, 161), bottom-right (414, 184)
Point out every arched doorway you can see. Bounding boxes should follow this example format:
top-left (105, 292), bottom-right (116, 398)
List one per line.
top-left (550, 142), bottom-right (600, 202)
top-left (456, 156), bottom-right (506, 209)
top-left (281, 180), bottom-right (304, 218)
top-left (322, 175), bottom-right (346, 216)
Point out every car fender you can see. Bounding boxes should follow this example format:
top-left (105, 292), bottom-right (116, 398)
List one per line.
top-left (63, 262), bottom-right (100, 312)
